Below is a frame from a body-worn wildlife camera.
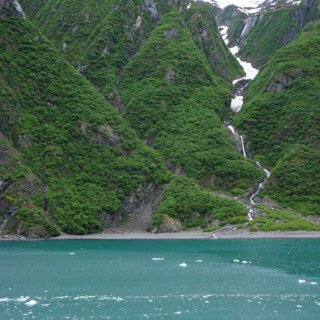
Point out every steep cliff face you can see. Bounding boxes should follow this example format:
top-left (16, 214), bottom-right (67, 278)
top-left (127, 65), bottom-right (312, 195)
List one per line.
top-left (119, 9), bottom-right (263, 194)
top-left (184, 2), bottom-right (244, 82)
top-left (19, 0), bottom-right (191, 106)
top-left (0, 0), bottom-right (254, 237)
top-left (217, 0), bottom-right (320, 67)
top-left (234, 22), bottom-right (320, 214)
top-left (0, 4), bottom-right (171, 236)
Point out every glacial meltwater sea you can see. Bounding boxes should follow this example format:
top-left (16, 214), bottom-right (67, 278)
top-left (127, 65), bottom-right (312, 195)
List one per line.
top-left (0, 239), bottom-right (319, 319)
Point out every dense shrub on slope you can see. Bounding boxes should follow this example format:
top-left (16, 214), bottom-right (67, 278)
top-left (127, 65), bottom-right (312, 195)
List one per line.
top-left (153, 176), bottom-right (247, 229)
top-left (0, 6), bottom-right (170, 236)
top-left (19, 0), bottom-right (191, 103)
top-left (184, 2), bottom-right (244, 82)
top-left (241, 0), bottom-right (319, 67)
top-left (120, 9), bottom-right (264, 194)
top-left (234, 23), bottom-right (320, 214)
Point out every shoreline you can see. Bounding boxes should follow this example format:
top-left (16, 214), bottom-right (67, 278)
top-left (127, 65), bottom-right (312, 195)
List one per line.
top-left (1, 230), bottom-right (320, 241)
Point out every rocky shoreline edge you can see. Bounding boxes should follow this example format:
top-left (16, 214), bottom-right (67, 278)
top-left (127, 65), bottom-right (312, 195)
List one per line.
top-left (1, 229), bottom-right (320, 241)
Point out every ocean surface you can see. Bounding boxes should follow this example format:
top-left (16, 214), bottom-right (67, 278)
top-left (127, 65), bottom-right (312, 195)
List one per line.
top-left (0, 239), bottom-right (319, 319)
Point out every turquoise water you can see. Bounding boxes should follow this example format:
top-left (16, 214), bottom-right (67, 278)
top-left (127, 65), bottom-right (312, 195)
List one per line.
top-left (0, 239), bottom-right (319, 319)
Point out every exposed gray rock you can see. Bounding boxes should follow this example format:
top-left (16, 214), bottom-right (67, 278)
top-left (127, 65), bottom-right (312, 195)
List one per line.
top-left (164, 29), bottom-right (179, 39)
top-left (144, 0), bottom-right (158, 19)
top-left (157, 214), bottom-right (183, 233)
top-left (165, 67), bottom-right (175, 84)
top-left (267, 71), bottom-right (303, 93)
top-left (71, 25), bottom-right (79, 35)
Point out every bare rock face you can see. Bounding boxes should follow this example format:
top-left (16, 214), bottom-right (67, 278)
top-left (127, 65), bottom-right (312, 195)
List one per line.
top-left (0, 0), bottom-right (25, 19)
top-left (164, 29), bottom-right (179, 39)
top-left (165, 67), bottom-right (175, 84)
top-left (157, 214), bottom-right (183, 233)
top-left (267, 70), bottom-right (303, 93)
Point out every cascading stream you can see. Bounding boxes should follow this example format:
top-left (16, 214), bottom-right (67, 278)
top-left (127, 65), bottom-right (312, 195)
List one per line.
top-left (219, 26), bottom-right (271, 219)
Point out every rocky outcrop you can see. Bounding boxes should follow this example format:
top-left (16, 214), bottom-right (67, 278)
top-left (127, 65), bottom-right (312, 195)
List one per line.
top-left (78, 122), bottom-right (121, 147)
top-left (267, 71), bottom-right (303, 93)
top-left (0, 0), bottom-right (25, 19)
top-left (156, 214), bottom-right (183, 233)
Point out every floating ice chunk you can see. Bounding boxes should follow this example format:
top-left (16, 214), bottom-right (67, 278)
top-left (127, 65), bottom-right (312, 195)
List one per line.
top-left (173, 311), bottom-right (182, 314)
top-left (25, 300), bottom-right (37, 306)
top-left (297, 305), bottom-right (303, 308)
top-left (204, 300), bottom-right (210, 303)
top-left (233, 259), bottom-right (240, 263)
top-left (298, 279), bottom-right (306, 283)
top-left (310, 282), bottom-right (318, 285)
top-left (179, 263), bottom-right (187, 267)
top-left (69, 252), bottom-right (75, 255)
top-left (196, 260), bottom-right (203, 262)
top-left (152, 258), bottom-right (164, 261)
top-left (242, 261), bottom-right (248, 264)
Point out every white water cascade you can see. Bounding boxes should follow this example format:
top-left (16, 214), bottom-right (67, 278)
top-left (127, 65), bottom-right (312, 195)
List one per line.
top-left (219, 26), bottom-right (271, 212)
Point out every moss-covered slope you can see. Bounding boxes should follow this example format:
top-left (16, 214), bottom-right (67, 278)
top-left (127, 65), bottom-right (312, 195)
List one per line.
top-left (0, 4), bottom-right (170, 236)
top-left (234, 23), bottom-right (320, 215)
top-left (184, 2), bottom-right (244, 82)
top-left (119, 9), bottom-right (264, 194)
top-left (239, 0), bottom-right (320, 67)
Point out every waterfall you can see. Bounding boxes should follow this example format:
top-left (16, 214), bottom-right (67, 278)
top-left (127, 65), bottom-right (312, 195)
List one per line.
top-left (219, 25), bottom-right (272, 212)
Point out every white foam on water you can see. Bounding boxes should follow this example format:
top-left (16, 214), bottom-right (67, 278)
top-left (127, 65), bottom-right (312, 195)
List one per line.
top-left (310, 282), bottom-right (318, 285)
top-left (25, 299), bottom-right (37, 306)
top-left (0, 298), bottom-right (10, 302)
top-left (204, 300), bottom-right (210, 303)
top-left (69, 252), bottom-right (75, 255)
top-left (53, 295), bottom-right (71, 300)
top-left (73, 295), bottom-right (96, 300)
top-left (41, 304), bottom-right (50, 307)
top-left (296, 305), bottom-right (303, 308)
top-left (233, 259), bottom-right (240, 263)
top-left (17, 296), bottom-right (30, 302)
top-left (298, 279), bottom-right (306, 283)
top-left (179, 263), bottom-right (187, 267)
top-left (196, 260), bottom-right (203, 262)
top-left (152, 258), bottom-right (164, 260)
top-left (173, 311), bottom-right (182, 315)
top-left (230, 95), bottom-right (244, 113)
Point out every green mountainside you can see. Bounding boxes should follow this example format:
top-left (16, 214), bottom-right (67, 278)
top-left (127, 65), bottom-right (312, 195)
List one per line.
top-left (234, 22), bottom-right (320, 215)
top-left (119, 9), bottom-right (263, 193)
top-left (0, 0), bottom-right (254, 237)
top-left (184, 2), bottom-right (244, 82)
top-left (0, 0), bottom-right (319, 238)
top-left (217, 0), bottom-right (320, 67)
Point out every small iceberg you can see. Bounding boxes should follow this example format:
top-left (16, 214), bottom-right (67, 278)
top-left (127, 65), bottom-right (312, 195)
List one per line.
top-left (298, 279), bottom-right (306, 283)
top-left (242, 261), bottom-right (248, 264)
top-left (152, 258), bottom-right (164, 261)
top-left (25, 299), bottom-right (37, 306)
top-left (310, 282), bottom-right (318, 285)
top-left (233, 259), bottom-right (240, 263)
top-left (179, 263), bottom-right (187, 267)
top-left (69, 252), bottom-right (75, 255)
top-left (173, 311), bottom-right (182, 314)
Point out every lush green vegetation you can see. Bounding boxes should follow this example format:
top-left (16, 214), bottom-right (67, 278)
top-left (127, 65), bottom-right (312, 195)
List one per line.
top-left (248, 206), bottom-right (320, 231)
top-left (19, 0), bottom-right (191, 101)
top-left (0, 13), bottom-right (170, 236)
top-left (216, 5), bottom-right (246, 47)
top-left (234, 23), bottom-right (320, 214)
top-left (184, 2), bottom-right (244, 82)
top-left (153, 176), bottom-right (248, 229)
top-left (120, 9), bottom-right (264, 193)
top-left (238, 0), bottom-right (320, 66)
